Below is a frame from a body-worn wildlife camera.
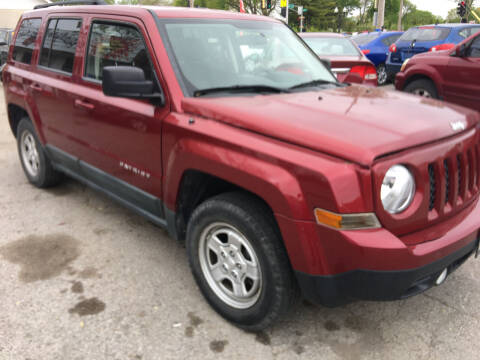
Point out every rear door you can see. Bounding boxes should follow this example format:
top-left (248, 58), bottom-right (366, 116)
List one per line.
top-left (444, 35), bottom-right (480, 112)
top-left (31, 16), bottom-right (84, 152)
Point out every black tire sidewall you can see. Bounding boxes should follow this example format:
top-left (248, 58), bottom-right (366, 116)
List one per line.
top-left (405, 79), bottom-right (438, 99)
top-left (16, 119), bottom-right (49, 187)
top-left (186, 197), bottom-right (288, 330)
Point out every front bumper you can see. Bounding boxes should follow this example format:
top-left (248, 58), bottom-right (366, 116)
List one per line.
top-left (394, 71), bottom-right (407, 90)
top-left (276, 196), bottom-right (480, 307)
top-left (386, 62), bottom-right (402, 81)
top-left (296, 235), bottom-right (478, 307)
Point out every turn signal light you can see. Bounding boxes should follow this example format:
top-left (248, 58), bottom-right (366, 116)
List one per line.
top-left (389, 43), bottom-right (397, 53)
top-left (314, 208), bottom-right (381, 230)
top-left (350, 65), bottom-right (378, 81)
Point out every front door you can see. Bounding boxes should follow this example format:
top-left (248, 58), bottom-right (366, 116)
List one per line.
top-left (72, 17), bottom-right (169, 211)
top-left (444, 35), bottom-right (480, 112)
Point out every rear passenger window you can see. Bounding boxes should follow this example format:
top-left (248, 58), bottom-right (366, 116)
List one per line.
top-left (39, 18), bottom-right (82, 74)
top-left (13, 18), bottom-right (42, 64)
top-left (85, 22), bottom-right (153, 81)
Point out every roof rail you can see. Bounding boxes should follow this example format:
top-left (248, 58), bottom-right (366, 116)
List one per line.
top-left (34, 0), bottom-right (107, 10)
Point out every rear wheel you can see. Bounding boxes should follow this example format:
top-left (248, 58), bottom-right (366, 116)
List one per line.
top-left (404, 79), bottom-right (438, 99)
top-left (377, 64), bottom-right (388, 86)
top-left (16, 118), bottom-right (62, 188)
top-left (186, 192), bottom-right (297, 331)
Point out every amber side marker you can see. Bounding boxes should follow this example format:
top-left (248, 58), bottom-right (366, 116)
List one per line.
top-left (314, 208), bottom-right (381, 230)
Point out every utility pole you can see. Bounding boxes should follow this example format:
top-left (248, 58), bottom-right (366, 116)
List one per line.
top-left (398, 0), bottom-right (404, 30)
top-left (378, 0), bottom-right (385, 29)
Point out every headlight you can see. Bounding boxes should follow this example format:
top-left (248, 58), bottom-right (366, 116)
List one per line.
top-left (381, 165), bottom-right (415, 214)
top-left (400, 58), bottom-right (410, 72)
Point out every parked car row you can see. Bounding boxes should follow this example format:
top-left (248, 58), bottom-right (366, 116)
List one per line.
top-left (3, 1), bottom-right (480, 331)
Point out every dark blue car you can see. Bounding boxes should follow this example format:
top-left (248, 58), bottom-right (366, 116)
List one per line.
top-left (352, 31), bottom-right (403, 85)
top-left (386, 24), bottom-right (480, 82)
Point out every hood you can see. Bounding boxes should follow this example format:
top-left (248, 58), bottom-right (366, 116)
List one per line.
top-left (182, 85), bottom-right (479, 166)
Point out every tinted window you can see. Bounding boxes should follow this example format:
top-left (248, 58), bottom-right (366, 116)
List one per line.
top-left (468, 36), bottom-right (480, 58)
top-left (459, 27), bottom-right (480, 39)
top-left (13, 18), bottom-right (41, 64)
top-left (398, 27), bottom-right (450, 42)
top-left (381, 34), bottom-right (401, 46)
top-left (85, 22), bottom-right (152, 81)
top-left (39, 19), bottom-right (81, 74)
top-left (304, 37), bottom-right (360, 56)
top-left (352, 32), bottom-right (381, 45)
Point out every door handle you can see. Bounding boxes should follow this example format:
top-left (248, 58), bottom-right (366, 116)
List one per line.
top-left (74, 99), bottom-right (95, 111)
top-left (30, 83), bottom-right (42, 92)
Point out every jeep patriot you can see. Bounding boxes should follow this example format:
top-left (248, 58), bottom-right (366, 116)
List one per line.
top-left (3, 1), bottom-right (480, 330)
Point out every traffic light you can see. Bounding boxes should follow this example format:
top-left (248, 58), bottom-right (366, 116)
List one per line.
top-left (266, 0), bottom-right (271, 9)
top-left (261, 0), bottom-right (266, 9)
top-left (457, 1), bottom-right (467, 18)
top-left (281, 7), bottom-right (287, 17)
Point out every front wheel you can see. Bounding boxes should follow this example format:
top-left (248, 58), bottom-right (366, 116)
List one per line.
top-left (377, 64), bottom-right (388, 86)
top-left (186, 192), bottom-right (297, 331)
top-left (404, 79), bottom-right (438, 99)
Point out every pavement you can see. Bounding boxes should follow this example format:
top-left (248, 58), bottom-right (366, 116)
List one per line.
top-left (0, 84), bottom-right (479, 360)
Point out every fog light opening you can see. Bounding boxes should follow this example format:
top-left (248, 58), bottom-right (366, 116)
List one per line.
top-left (435, 268), bottom-right (448, 286)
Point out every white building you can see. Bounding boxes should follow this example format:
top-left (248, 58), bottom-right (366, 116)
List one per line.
top-left (0, 0), bottom-right (48, 29)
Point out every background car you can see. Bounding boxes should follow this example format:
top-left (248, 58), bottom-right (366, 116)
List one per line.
top-left (386, 24), bottom-right (480, 82)
top-left (0, 28), bottom-right (13, 66)
top-left (299, 32), bottom-right (377, 86)
top-left (395, 31), bottom-right (480, 112)
top-left (352, 31), bottom-right (403, 85)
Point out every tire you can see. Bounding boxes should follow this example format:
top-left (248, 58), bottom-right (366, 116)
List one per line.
top-left (16, 118), bottom-right (62, 188)
top-left (186, 192), bottom-right (297, 331)
top-left (377, 64), bottom-right (388, 86)
top-left (404, 79), bottom-right (438, 99)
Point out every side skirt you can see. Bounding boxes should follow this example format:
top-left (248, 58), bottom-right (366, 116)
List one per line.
top-left (46, 145), bottom-right (170, 230)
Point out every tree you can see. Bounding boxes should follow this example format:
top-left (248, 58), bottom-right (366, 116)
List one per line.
top-left (335, 0), bottom-right (361, 32)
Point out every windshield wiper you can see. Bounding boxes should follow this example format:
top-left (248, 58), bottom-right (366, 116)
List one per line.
top-left (289, 79), bottom-right (344, 90)
top-left (193, 85), bottom-right (290, 97)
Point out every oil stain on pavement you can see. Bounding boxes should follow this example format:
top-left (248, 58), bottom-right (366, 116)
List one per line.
top-left (209, 340), bottom-right (228, 353)
top-left (185, 312), bottom-right (204, 338)
top-left (0, 234), bottom-right (80, 282)
top-left (69, 297), bottom-right (106, 316)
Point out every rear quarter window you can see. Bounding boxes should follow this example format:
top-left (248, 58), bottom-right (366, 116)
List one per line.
top-left (352, 32), bottom-right (381, 45)
top-left (13, 18), bottom-right (42, 64)
top-left (459, 27), bottom-right (480, 39)
top-left (398, 27), bottom-right (450, 42)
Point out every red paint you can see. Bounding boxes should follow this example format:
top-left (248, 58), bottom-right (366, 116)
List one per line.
top-left (3, 5), bottom-right (480, 283)
top-left (299, 32), bottom-right (378, 86)
top-left (396, 32), bottom-right (480, 113)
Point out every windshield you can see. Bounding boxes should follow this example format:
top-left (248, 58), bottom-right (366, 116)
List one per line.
top-left (398, 27), bottom-right (450, 42)
top-left (352, 32), bottom-right (381, 45)
top-left (303, 37), bottom-right (360, 56)
top-left (161, 19), bottom-right (336, 96)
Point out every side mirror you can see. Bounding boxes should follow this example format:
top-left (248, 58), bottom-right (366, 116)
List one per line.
top-left (455, 43), bottom-right (468, 57)
top-left (320, 58), bottom-right (332, 71)
top-left (344, 72), bottom-right (364, 84)
top-left (102, 66), bottom-right (164, 105)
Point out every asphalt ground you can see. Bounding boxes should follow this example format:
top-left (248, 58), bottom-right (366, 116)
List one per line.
top-left (0, 85), bottom-right (479, 360)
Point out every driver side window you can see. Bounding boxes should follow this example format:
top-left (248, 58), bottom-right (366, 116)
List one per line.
top-left (467, 36), bottom-right (480, 58)
top-left (85, 22), bottom-right (153, 81)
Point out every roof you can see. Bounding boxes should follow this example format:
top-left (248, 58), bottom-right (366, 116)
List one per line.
top-left (298, 32), bottom-right (344, 38)
top-left (25, 5), bottom-right (275, 22)
top-left (417, 23), bottom-right (480, 28)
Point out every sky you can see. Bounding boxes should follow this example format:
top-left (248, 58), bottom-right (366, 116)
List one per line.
top-left (409, 0), bottom-right (473, 19)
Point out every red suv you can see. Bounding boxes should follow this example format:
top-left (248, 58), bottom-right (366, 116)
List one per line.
top-left (3, 1), bottom-right (480, 331)
top-left (396, 31), bottom-right (480, 112)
